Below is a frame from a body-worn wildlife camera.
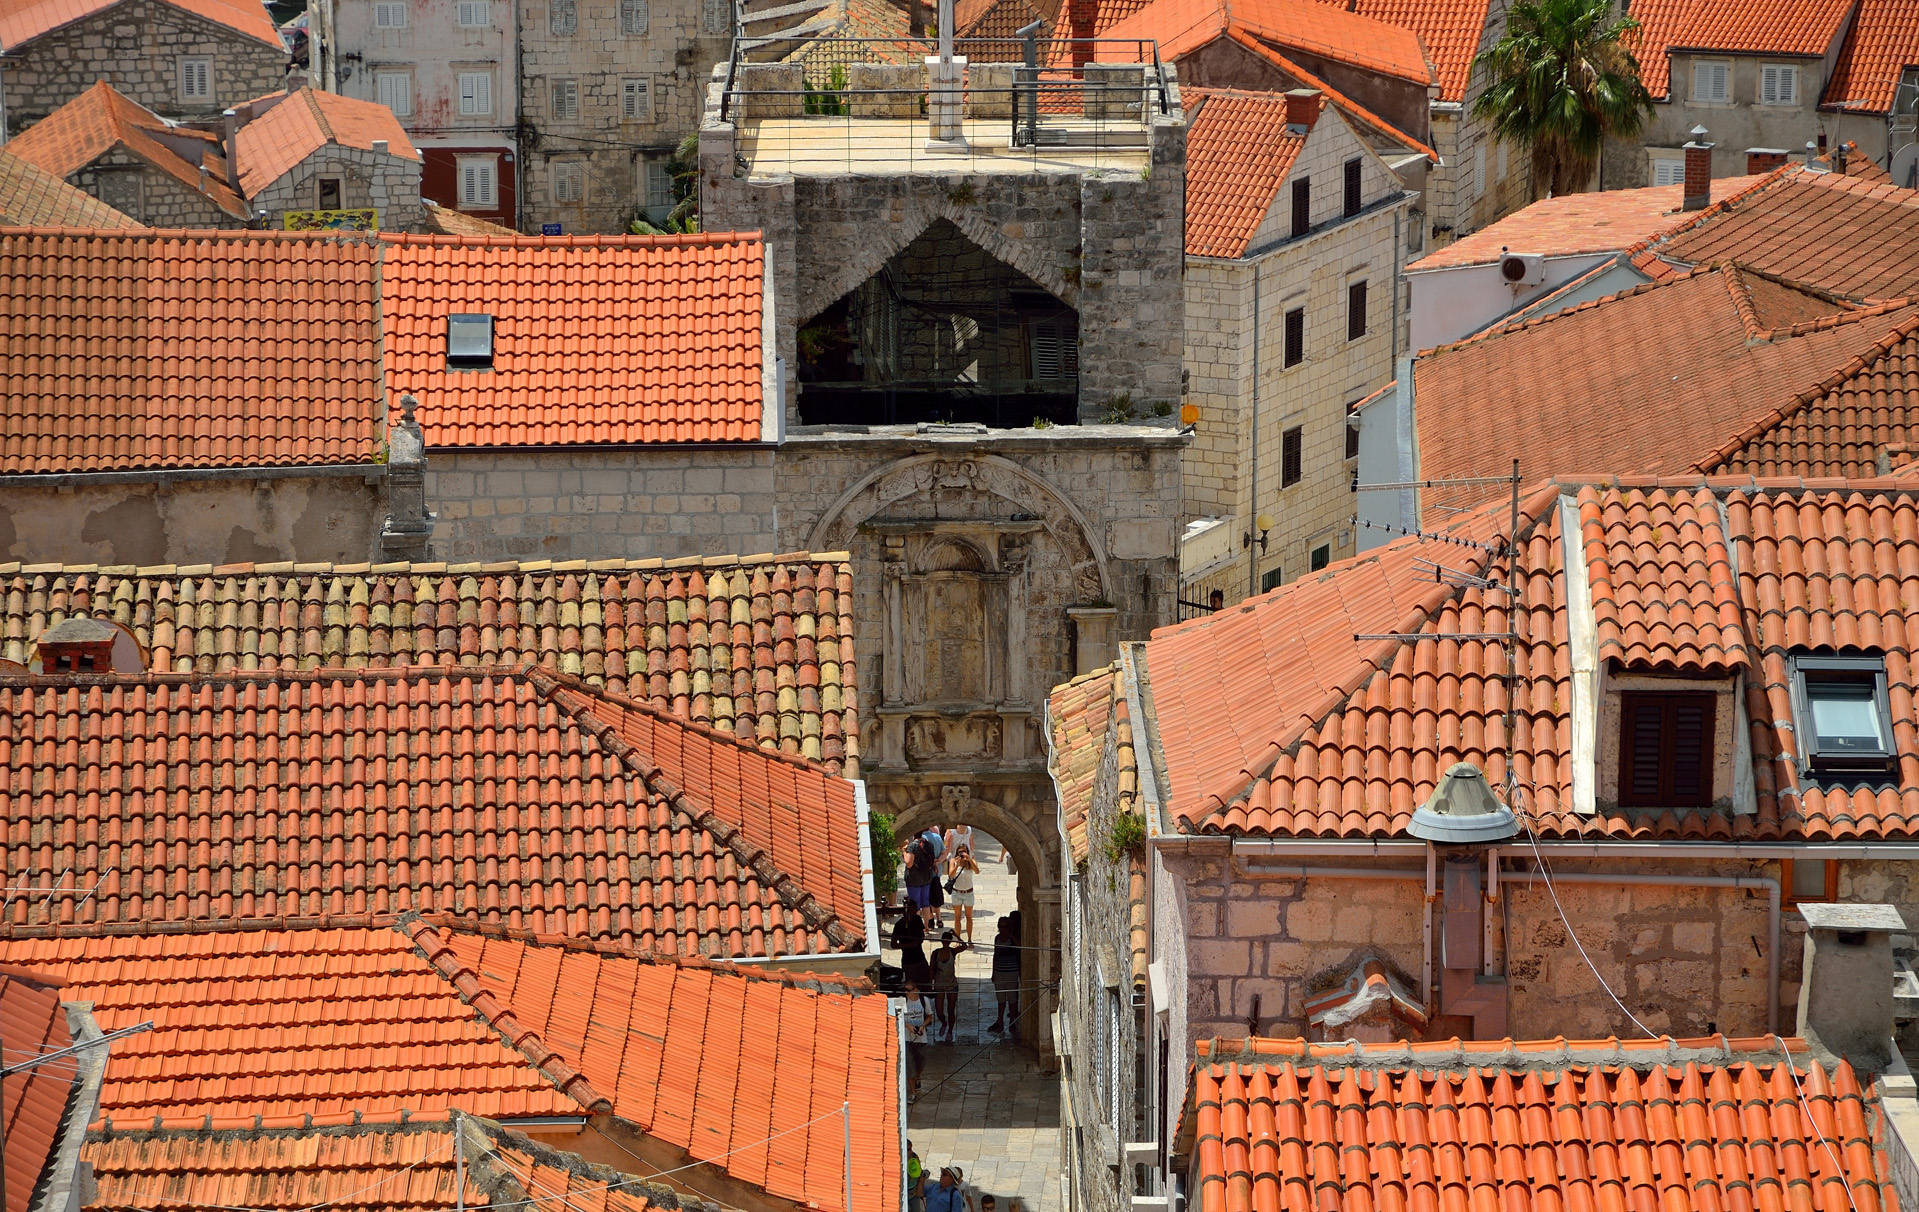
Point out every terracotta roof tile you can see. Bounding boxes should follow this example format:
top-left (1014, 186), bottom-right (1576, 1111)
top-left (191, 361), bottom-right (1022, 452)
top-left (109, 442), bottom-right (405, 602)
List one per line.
top-left (0, 553), bottom-right (858, 774)
top-left (235, 89), bottom-right (421, 197)
top-left (1100, 0), bottom-right (1432, 82)
top-left (405, 918), bottom-right (900, 1212)
top-left (0, 0), bottom-right (282, 51)
top-left (1328, 0), bottom-right (1491, 101)
top-left (1581, 485), bottom-right (1750, 671)
top-left (1181, 1034), bottom-right (1893, 1212)
top-left (4, 82), bottom-right (249, 220)
top-left (423, 201), bottom-right (521, 237)
top-left (1048, 666), bottom-right (1119, 862)
top-left (955, 0), bottom-right (1060, 40)
top-left (1824, 0), bottom-right (1919, 112)
top-left (382, 232), bottom-right (766, 447)
top-left (1, 968), bottom-right (74, 1212)
top-left (1180, 90), bottom-right (1306, 258)
top-left (0, 667), bottom-right (863, 954)
top-left (1627, 0), bottom-right (1858, 97)
top-left (85, 1117), bottom-right (679, 1212)
top-left (0, 148), bottom-right (144, 229)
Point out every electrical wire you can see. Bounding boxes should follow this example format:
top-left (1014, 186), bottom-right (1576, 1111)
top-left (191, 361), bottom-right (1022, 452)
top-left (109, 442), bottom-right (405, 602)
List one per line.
top-left (1772, 1034), bottom-right (1866, 1212)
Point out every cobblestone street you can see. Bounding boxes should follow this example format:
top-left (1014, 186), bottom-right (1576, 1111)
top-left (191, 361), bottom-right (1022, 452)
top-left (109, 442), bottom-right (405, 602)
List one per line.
top-left (898, 833), bottom-right (1063, 1212)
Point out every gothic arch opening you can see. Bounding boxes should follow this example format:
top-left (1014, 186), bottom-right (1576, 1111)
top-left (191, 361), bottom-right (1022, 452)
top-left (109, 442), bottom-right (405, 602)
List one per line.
top-left (795, 219), bottom-right (1079, 428)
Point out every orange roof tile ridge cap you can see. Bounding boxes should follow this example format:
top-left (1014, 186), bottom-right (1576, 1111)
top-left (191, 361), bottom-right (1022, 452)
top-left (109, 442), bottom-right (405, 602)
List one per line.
top-left (303, 88), bottom-right (336, 142)
top-left (392, 914), bottom-right (616, 1113)
top-left (521, 667), bottom-right (860, 952)
top-left (1635, 163), bottom-right (1801, 258)
top-left (374, 228), bottom-right (767, 250)
top-left (0, 912), bottom-right (407, 940)
top-left (1692, 308), bottom-right (1919, 474)
top-left (1722, 263), bottom-right (1768, 341)
top-left (1221, 32), bottom-right (1437, 160)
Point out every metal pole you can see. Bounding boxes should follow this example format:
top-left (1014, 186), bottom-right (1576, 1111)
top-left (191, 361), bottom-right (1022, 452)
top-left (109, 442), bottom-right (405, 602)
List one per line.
top-left (1247, 260), bottom-right (1261, 600)
top-left (842, 1100), bottom-right (853, 1212)
top-left (454, 1111), bottom-right (466, 1212)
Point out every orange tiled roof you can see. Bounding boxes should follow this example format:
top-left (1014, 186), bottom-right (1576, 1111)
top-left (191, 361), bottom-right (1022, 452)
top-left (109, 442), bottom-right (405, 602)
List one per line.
top-left (1181, 90), bottom-right (1306, 258)
top-left (0, 0), bottom-right (282, 51)
top-left (1627, 0), bottom-right (1858, 98)
top-left (1824, 0), bottom-right (1919, 112)
top-left (1180, 1034), bottom-right (1894, 1212)
top-left (1049, 666), bottom-right (1119, 862)
top-left (4, 81), bottom-right (249, 220)
top-left (382, 233), bottom-right (767, 447)
top-left (0, 553), bottom-right (859, 773)
top-left (0, 667), bottom-right (865, 954)
top-left (235, 88), bottom-right (421, 198)
top-left (1135, 473), bottom-right (1919, 841)
top-left (406, 918), bottom-right (901, 1212)
top-left (0, 228), bottom-right (382, 474)
top-left (955, 0), bottom-right (1061, 40)
top-left (1, 967), bottom-right (74, 1212)
top-left (85, 1116), bottom-right (678, 1212)
top-left (1409, 173), bottom-right (1773, 270)
top-left (0, 148), bottom-right (144, 228)
top-left (1330, 0), bottom-right (1491, 101)
top-left (1100, 0), bottom-right (1432, 84)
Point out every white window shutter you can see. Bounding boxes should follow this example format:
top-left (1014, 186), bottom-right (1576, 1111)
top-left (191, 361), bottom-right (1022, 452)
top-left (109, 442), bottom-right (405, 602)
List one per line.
top-left (704, 0), bottom-right (730, 33)
top-left (623, 78), bottom-right (650, 120)
top-left (621, 0), bottom-right (649, 34)
top-left (377, 73), bottom-right (411, 116)
top-left (1712, 62), bottom-right (1728, 100)
top-left (1653, 159), bottom-right (1683, 186)
top-left (1780, 65), bottom-right (1797, 103)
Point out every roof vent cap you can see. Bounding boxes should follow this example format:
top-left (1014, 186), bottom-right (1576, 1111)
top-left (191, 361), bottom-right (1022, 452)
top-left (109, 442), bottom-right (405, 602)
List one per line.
top-left (1407, 762), bottom-right (1519, 843)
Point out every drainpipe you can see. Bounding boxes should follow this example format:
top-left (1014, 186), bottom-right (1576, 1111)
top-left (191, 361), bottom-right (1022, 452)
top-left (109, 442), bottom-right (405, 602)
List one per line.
top-left (1245, 260), bottom-right (1261, 600)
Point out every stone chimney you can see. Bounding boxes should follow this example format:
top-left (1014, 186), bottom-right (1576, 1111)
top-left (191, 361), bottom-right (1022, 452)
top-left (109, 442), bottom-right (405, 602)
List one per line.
top-left (223, 108), bottom-right (243, 195)
top-left (1283, 88), bottom-right (1321, 136)
top-left (1746, 148), bottom-right (1788, 174)
top-left (379, 392), bottom-right (433, 560)
top-left (1682, 125), bottom-right (1713, 211)
top-left (1833, 141), bottom-right (1850, 175)
top-left (1796, 903), bottom-right (1907, 1072)
top-left (372, 139), bottom-right (389, 155)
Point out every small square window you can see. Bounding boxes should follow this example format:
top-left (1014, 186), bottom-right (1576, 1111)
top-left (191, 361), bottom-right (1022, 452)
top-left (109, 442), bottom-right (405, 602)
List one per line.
top-left (457, 0), bottom-right (490, 25)
top-left (1290, 177), bottom-right (1310, 238)
top-left (1342, 157), bottom-right (1361, 217)
top-left (1283, 308), bottom-right (1304, 368)
top-left (1761, 63), bottom-right (1799, 105)
top-left (1618, 690), bottom-right (1715, 808)
top-left (1782, 858), bottom-right (1839, 905)
top-left (447, 313), bottom-right (494, 368)
top-left (1310, 544), bottom-right (1330, 572)
top-left (317, 178), bottom-right (341, 209)
top-left (374, 1), bottom-right (408, 26)
top-left (1260, 567), bottom-right (1283, 593)
top-left (1790, 654), bottom-right (1896, 775)
top-left (179, 56), bottom-right (212, 103)
top-left (1280, 425), bottom-right (1302, 487)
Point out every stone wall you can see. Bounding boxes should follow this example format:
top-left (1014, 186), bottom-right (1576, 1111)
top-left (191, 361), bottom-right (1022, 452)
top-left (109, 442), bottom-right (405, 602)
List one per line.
top-left (70, 151), bottom-right (241, 227)
top-left (0, 472), bottom-right (388, 566)
top-left (1600, 51), bottom-right (1841, 188)
top-left (3, 5), bottom-right (286, 129)
top-left (249, 145), bottom-right (427, 232)
top-left (424, 448), bottom-right (778, 562)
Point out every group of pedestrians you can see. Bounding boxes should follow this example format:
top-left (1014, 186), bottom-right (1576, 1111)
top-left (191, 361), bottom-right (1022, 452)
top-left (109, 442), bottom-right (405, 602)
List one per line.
top-left (900, 822), bottom-right (982, 941)
top-left (906, 1145), bottom-right (1025, 1212)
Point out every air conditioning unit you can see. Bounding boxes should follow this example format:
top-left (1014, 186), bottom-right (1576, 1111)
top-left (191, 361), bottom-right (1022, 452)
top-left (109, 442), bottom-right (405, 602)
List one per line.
top-left (1499, 253), bottom-right (1546, 286)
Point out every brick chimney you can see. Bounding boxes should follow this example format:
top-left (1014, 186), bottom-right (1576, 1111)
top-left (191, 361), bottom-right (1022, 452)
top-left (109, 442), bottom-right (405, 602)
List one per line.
top-left (1682, 124), bottom-right (1713, 211)
top-left (1796, 903), bottom-right (1906, 1072)
top-left (1283, 88), bottom-right (1321, 135)
top-left (1067, 0), bottom-right (1095, 68)
top-left (1746, 147), bottom-right (1788, 174)
top-left (1833, 141), bottom-right (1850, 175)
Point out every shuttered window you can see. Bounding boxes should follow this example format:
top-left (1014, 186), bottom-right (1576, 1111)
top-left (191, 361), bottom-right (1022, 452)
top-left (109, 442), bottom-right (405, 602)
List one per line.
top-left (376, 72), bottom-right (412, 116)
top-left (457, 155), bottom-right (498, 207)
top-left (552, 161), bottom-right (585, 203)
top-left (1347, 280), bottom-right (1367, 341)
top-left (1290, 177), bottom-right (1310, 237)
top-left (1281, 426), bottom-right (1303, 487)
top-left (551, 78), bottom-right (579, 119)
top-left (621, 0), bottom-right (649, 35)
top-left (704, 0), bottom-right (731, 32)
top-left (458, 71), bottom-right (492, 115)
top-left (550, 0), bottom-right (577, 34)
top-left (1651, 159), bottom-right (1684, 186)
top-left (1692, 60), bottom-right (1731, 102)
top-left (622, 77), bottom-right (652, 120)
top-left (1282, 307), bottom-right (1304, 367)
top-left (1618, 692), bottom-right (1716, 807)
top-left (1343, 157), bottom-right (1362, 216)
top-left (457, 0), bottom-right (489, 25)
top-left (374, 2), bottom-right (408, 26)
top-left (1760, 64), bottom-right (1798, 104)
top-left (179, 57), bottom-right (212, 102)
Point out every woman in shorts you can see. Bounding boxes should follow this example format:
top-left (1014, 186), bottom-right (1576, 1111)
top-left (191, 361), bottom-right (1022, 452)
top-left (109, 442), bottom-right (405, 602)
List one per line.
top-left (947, 845), bottom-right (980, 942)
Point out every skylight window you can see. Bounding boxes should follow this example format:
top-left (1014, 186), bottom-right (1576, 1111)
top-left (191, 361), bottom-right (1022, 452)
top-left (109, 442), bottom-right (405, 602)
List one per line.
top-left (1790, 653), bottom-right (1896, 775)
top-left (447, 314), bottom-right (494, 368)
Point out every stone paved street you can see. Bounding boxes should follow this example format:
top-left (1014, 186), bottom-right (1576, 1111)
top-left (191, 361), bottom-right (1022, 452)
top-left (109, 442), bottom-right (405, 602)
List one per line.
top-left (901, 833), bottom-right (1063, 1212)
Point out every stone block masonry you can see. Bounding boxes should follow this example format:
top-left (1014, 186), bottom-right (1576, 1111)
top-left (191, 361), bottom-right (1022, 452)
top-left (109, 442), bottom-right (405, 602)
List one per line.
top-left (249, 147), bottom-right (426, 233)
top-left (71, 152), bottom-right (240, 228)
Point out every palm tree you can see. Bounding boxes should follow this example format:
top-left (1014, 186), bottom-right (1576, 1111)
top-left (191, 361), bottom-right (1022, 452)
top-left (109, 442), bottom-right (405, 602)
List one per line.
top-left (1471, 0), bottom-right (1655, 197)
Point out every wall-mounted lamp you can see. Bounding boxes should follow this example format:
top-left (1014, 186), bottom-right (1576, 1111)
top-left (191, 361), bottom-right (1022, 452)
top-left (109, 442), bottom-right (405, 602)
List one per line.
top-left (1244, 513), bottom-right (1275, 552)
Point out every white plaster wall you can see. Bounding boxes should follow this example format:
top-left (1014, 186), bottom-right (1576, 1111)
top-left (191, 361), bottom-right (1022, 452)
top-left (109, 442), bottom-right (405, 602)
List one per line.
top-left (1407, 252), bottom-right (1612, 351)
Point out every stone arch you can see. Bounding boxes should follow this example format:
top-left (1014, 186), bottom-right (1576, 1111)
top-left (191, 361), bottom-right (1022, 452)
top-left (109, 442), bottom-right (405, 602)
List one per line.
top-left (795, 195), bottom-right (1081, 328)
top-left (891, 791), bottom-right (1051, 895)
top-left (803, 452), bottom-right (1112, 602)
top-left (916, 535), bottom-right (990, 573)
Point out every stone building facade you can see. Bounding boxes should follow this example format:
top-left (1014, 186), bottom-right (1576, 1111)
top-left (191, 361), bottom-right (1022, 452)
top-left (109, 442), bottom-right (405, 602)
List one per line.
top-left (0, 0), bottom-right (287, 130)
top-left (247, 144), bottom-right (428, 232)
top-left (68, 148), bottom-right (241, 226)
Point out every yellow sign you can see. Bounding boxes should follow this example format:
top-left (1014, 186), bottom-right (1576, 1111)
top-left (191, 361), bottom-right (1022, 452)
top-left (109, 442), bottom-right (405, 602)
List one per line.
top-left (284, 208), bottom-right (379, 231)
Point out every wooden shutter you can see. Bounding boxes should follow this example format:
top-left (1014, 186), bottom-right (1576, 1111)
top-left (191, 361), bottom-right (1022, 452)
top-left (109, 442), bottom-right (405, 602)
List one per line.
top-left (1347, 281), bottom-right (1367, 341)
top-left (1618, 691), bottom-right (1717, 808)
top-left (623, 78), bottom-right (650, 120)
top-left (1343, 158), bottom-right (1361, 216)
top-left (1291, 178), bottom-right (1310, 237)
top-left (1281, 426), bottom-right (1303, 487)
top-left (1283, 308), bottom-right (1304, 367)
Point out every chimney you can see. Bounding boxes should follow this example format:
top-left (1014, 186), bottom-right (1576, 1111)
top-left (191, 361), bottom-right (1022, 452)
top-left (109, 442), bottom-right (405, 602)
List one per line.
top-left (1746, 147), bottom-right (1788, 174)
top-left (372, 139), bottom-right (389, 155)
top-left (198, 162), bottom-right (209, 192)
top-left (1682, 124), bottom-right (1712, 211)
top-left (1833, 141), bottom-right (1849, 175)
top-left (1067, 0), bottom-right (1095, 70)
top-left (223, 108), bottom-right (243, 195)
top-left (1283, 87), bottom-right (1321, 135)
top-left (1796, 903), bottom-right (1906, 1073)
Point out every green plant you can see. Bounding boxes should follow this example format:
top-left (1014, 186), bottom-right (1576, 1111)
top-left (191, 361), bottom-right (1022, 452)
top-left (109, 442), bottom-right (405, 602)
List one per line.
top-left (629, 131), bottom-right (703, 235)
top-left (803, 65), bottom-right (850, 115)
top-left (1138, 165), bottom-right (1151, 182)
top-left (1101, 393), bottom-right (1135, 424)
top-left (1031, 417), bottom-right (1055, 429)
top-left (1152, 401), bottom-right (1172, 416)
top-left (947, 182), bottom-right (977, 206)
top-left (1103, 811), bottom-right (1146, 863)
top-left (867, 810), bottom-right (900, 905)
top-left (1470, 0), bottom-right (1654, 197)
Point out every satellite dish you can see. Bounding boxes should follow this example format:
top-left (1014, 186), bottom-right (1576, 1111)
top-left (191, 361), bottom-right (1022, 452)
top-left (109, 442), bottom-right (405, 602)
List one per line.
top-left (1892, 143), bottom-right (1919, 190)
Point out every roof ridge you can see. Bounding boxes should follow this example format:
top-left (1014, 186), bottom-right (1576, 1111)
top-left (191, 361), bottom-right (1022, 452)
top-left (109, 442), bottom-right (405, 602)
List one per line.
top-left (0, 551), bottom-right (852, 581)
top-left (395, 916), bottom-right (614, 1115)
top-left (1225, 31), bottom-right (1437, 160)
top-left (1192, 1031), bottom-right (1818, 1068)
top-left (1416, 266), bottom-right (1710, 358)
top-left (523, 665), bottom-right (860, 952)
top-left (303, 89), bottom-right (335, 142)
top-left (1631, 163), bottom-right (1799, 259)
top-left (375, 230), bottom-right (768, 250)
top-left (1722, 263), bottom-right (1767, 341)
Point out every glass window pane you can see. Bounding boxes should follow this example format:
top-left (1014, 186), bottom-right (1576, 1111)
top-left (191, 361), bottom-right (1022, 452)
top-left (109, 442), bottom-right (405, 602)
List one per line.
top-left (1792, 861), bottom-right (1830, 900)
top-left (1809, 682), bottom-right (1885, 752)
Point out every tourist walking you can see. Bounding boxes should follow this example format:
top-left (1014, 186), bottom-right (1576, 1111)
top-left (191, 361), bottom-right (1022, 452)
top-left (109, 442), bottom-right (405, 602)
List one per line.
top-left (903, 979), bottom-right (930, 1101)
top-left (946, 845), bottom-right (980, 942)
top-left (929, 930), bottom-right (968, 1041)
top-left (988, 917), bottom-right (1020, 1034)
top-left (926, 1167), bottom-right (972, 1212)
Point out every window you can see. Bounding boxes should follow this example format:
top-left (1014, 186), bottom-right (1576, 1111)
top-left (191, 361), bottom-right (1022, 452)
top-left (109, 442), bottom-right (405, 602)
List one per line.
top-left (1345, 400), bottom-right (1360, 460)
top-left (1782, 859), bottom-right (1839, 905)
top-left (1290, 177), bottom-right (1310, 237)
top-left (621, 0), bottom-right (649, 34)
top-left (1029, 320), bottom-right (1078, 378)
top-left (1280, 425), bottom-right (1302, 487)
top-left (1342, 157), bottom-right (1362, 217)
top-left (551, 78), bottom-right (580, 119)
top-left (376, 71), bottom-right (413, 117)
top-left (1261, 567), bottom-right (1283, 592)
top-left (1497, 141), bottom-right (1508, 180)
top-left (178, 57), bottom-right (212, 103)
top-left (447, 313), bottom-right (494, 368)
top-left (622, 77), bottom-right (653, 121)
top-left (456, 0), bottom-right (489, 23)
top-left (550, 0), bottom-right (576, 34)
top-left (1761, 63), bottom-right (1799, 104)
top-left (1282, 307), bottom-right (1304, 368)
top-left (1310, 544), bottom-right (1330, 572)
top-left (1651, 158), bottom-right (1685, 186)
top-left (704, 0), bottom-right (731, 32)
top-left (374, 1), bottom-right (408, 26)
top-left (1106, 991), bottom-right (1122, 1128)
top-left (1692, 59), bottom-right (1731, 102)
top-left (456, 154), bottom-right (498, 207)
top-left (458, 71), bottom-right (492, 115)
top-left (317, 178), bottom-right (342, 209)
top-left (1790, 654), bottom-right (1896, 775)
top-left (1347, 280), bottom-right (1367, 341)
top-left (644, 159), bottom-right (676, 209)
top-left (1472, 145), bottom-right (1486, 197)
top-left (552, 161), bottom-right (585, 203)
top-left (1618, 691), bottom-right (1715, 808)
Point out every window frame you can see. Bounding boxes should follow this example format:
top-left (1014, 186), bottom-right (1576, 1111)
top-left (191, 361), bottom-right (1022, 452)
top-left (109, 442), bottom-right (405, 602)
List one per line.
top-left (1260, 567), bottom-right (1283, 593)
top-left (1282, 307), bottom-right (1304, 368)
top-left (643, 159), bottom-right (677, 210)
top-left (1342, 157), bottom-right (1362, 217)
top-left (1617, 690), bottom-right (1717, 808)
top-left (1760, 62), bottom-right (1800, 105)
top-left (551, 77), bottom-right (580, 120)
top-left (1345, 400), bottom-right (1360, 461)
top-left (458, 70), bottom-right (493, 116)
top-left (1347, 280), bottom-right (1367, 341)
top-left (1310, 544), bottom-right (1330, 572)
top-left (1691, 58), bottom-right (1732, 103)
top-left (620, 0), bottom-right (650, 35)
top-left (455, 0), bottom-right (490, 25)
top-left (316, 177), bottom-right (342, 210)
top-left (375, 70), bottom-right (414, 117)
top-left (1280, 425), bottom-right (1303, 488)
top-left (1651, 158), bottom-right (1685, 187)
top-left (373, 1), bottom-right (409, 27)
top-left (703, 0), bottom-right (732, 33)
top-left (1781, 858), bottom-right (1840, 905)
top-left (549, 0), bottom-right (577, 34)
top-left (1788, 653), bottom-right (1896, 775)
top-left (456, 154), bottom-right (499, 208)
top-left (178, 56), bottom-right (213, 103)
top-left (1290, 177), bottom-right (1310, 238)
top-left (621, 77), bottom-right (653, 121)
top-left (552, 160), bottom-right (586, 204)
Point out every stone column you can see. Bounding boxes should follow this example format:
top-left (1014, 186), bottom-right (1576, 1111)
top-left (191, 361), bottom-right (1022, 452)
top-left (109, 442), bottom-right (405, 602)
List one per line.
top-left (1067, 604), bottom-right (1118, 674)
